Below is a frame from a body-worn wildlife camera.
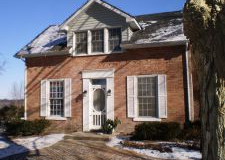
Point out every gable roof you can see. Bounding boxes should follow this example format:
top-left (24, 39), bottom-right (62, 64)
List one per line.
top-left (122, 11), bottom-right (187, 48)
top-left (60, 0), bottom-right (141, 31)
top-left (15, 4), bottom-right (187, 58)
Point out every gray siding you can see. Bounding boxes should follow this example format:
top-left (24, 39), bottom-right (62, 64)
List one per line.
top-left (67, 2), bottom-right (130, 47)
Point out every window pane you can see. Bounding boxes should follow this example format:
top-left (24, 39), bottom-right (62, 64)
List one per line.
top-left (50, 81), bottom-right (64, 117)
top-left (92, 30), bottom-right (104, 52)
top-left (76, 32), bottom-right (87, 54)
top-left (93, 89), bottom-right (105, 112)
top-left (109, 28), bottom-right (121, 52)
top-left (92, 79), bottom-right (106, 85)
top-left (138, 77), bottom-right (157, 117)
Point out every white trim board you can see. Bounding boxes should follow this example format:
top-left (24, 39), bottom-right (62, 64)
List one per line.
top-left (60, 0), bottom-right (141, 31)
top-left (82, 69), bottom-right (115, 79)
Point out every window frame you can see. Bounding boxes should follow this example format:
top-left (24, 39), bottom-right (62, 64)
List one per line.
top-left (46, 79), bottom-right (67, 121)
top-left (137, 76), bottom-right (157, 118)
top-left (133, 75), bottom-right (162, 122)
top-left (75, 31), bottom-right (88, 55)
top-left (49, 80), bottom-right (65, 117)
top-left (91, 29), bottom-right (104, 53)
top-left (108, 28), bottom-right (122, 52)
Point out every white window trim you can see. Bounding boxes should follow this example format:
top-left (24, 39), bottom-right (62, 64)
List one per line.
top-left (108, 27), bottom-right (122, 52)
top-left (133, 117), bottom-right (161, 122)
top-left (132, 74), bottom-right (162, 122)
top-left (46, 79), bottom-right (67, 121)
top-left (46, 116), bottom-right (67, 121)
top-left (72, 27), bottom-right (123, 56)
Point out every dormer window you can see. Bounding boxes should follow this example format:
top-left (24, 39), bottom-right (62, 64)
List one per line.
top-left (76, 32), bottom-right (87, 54)
top-left (92, 30), bottom-right (104, 53)
top-left (109, 28), bottom-right (121, 52)
top-left (74, 28), bottom-right (122, 55)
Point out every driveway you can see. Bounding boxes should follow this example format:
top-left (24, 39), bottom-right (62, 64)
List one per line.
top-left (3, 133), bottom-right (156, 160)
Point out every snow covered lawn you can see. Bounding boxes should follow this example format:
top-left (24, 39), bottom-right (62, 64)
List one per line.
top-left (106, 136), bottom-right (202, 160)
top-left (0, 134), bottom-right (64, 159)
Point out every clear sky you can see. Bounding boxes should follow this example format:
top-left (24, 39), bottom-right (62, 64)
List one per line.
top-left (0, 0), bottom-right (186, 99)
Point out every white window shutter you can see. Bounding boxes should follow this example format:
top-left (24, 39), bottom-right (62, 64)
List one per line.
top-left (64, 78), bottom-right (72, 117)
top-left (157, 75), bottom-right (167, 118)
top-left (40, 80), bottom-right (48, 117)
top-left (127, 76), bottom-right (136, 118)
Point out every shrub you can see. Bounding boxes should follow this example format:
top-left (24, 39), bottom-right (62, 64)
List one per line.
top-left (132, 122), bottom-right (181, 141)
top-left (179, 121), bottom-right (201, 141)
top-left (102, 118), bottom-right (121, 134)
top-left (5, 119), bottom-right (50, 136)
top-left (0, 105), bottom-right (24, 123)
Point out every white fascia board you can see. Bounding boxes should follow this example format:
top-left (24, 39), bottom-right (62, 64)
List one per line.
top-left (60, 0), bottom-right (94, 30)
top-left (60, 0), bottom-right (141, 31)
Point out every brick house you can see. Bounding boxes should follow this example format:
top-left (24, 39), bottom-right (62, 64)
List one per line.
top-left (15, 0), bottom-right (199, 133)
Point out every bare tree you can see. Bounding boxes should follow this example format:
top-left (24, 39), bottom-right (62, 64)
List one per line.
top-left (184, 0), bottom-right (225, 159)
top-left (10, 82), bottom-right (24, 108)
top-left (0, 53), bottom-right (5, 74)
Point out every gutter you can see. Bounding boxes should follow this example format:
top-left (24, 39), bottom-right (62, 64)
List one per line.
top-left (14, 50), bottom-right (70, 59)
top-left (121, 40), bottom-right (188, 49)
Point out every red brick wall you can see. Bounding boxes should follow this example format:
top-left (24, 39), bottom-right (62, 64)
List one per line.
top-left (26, 45), bottom-right (189, 133)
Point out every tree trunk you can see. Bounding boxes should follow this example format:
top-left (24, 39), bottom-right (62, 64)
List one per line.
top-left (184, 0), bottom-right (225, 159)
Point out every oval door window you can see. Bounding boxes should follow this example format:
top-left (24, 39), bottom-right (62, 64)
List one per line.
top-left (93, 89), bottom-right (105, 111)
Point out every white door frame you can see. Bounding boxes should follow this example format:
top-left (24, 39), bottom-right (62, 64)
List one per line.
top-left (82, 69), bottom-right (115, 132)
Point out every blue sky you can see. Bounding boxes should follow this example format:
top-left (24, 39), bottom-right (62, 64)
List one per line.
top-left (0, 0), bottom-right (185, 99)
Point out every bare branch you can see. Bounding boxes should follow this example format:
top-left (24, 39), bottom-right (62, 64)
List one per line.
top-left (0, 53), bottom-right (6, 74)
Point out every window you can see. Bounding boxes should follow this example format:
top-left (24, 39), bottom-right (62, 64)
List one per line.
top-left (138, 77), bottom-right (157, 117)
top-left (41, 79), bottom-right (71, 120)
top-left (49, 81), bottom-right (64, 117)
top-left (92, 30), bottom-right (104, 52)
top-left (127, 75), bottom-right (167, 121)
top-left (109, 28), bottom-right (121, 51)
top-left (76, 32), bottom-right (87, 54)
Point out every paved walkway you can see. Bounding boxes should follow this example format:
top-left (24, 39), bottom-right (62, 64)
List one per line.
top-left (3, 132), bottom-right (158, 160)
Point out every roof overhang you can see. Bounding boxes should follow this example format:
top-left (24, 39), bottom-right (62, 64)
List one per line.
top-left (60, 0), bottom-right (141, 31)
top-left (121, 40), bottom-right (189, 49)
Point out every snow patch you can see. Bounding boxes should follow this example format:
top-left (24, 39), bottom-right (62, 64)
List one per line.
top-left (136, 18), bottom-right (187, 44)
top-left (13, 134), bottom-right (65, 150)
top-left (139, 21), bottom-right (157, 28)
top-left (0, 134), bottom-right (64, 159)
top-left (106, 137), bottom-right (202, 160)
top-left (0, 141), bottom-right (10, 149)
top-left (20, 25), bottom-right (66, 54)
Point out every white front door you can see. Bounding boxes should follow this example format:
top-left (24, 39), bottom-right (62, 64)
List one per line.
top-left (90, 80), bottom-right (107, 130)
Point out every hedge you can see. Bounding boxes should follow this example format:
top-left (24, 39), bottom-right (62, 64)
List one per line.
top-left (132, 122), bottom-right (181, 141)
top-left (5, 119), bottom-right (50, 136)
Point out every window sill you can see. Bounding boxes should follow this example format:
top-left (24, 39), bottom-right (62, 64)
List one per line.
top-left (46, 117), bottom-right (67, 121)
top-left (73, 51), bottom-right (123, 57)
top-left (133, 117), bottom-right (162, 122)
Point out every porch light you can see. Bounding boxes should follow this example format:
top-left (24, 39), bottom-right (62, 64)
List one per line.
top-left (107, 89), bottom-right (111, 96)
top-left (83, 90), bottom-right (87, 97)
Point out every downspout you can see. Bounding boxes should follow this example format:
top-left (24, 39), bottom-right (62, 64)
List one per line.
top-left (184, 42), bottom-right (191, 124)
top-left (24, 65), bottom-right (27, 120)
top-left (19, 56), bottom-right (27, 120)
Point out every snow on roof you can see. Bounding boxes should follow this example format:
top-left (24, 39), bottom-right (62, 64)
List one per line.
top-left (17, 25), bottom-right (67, 56)
top-left (130, 11), bottom-right (187, 45)
top-left (16, 11), bottom-right (186, 57)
